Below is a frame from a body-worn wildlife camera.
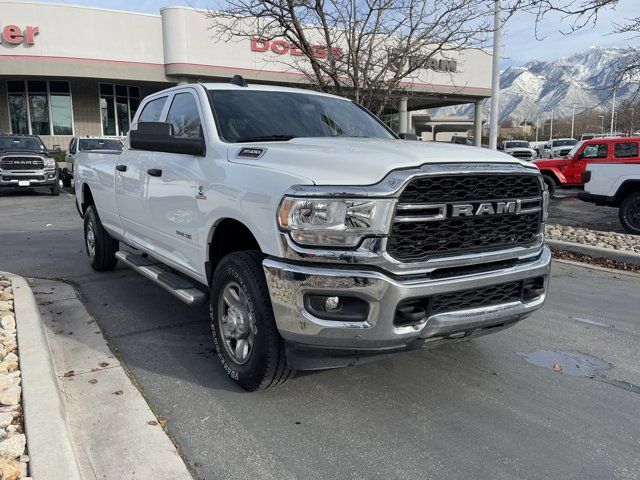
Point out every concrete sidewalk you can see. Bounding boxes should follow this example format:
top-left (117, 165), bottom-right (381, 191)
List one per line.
top-left (13, 274), bottom-right (194, 480)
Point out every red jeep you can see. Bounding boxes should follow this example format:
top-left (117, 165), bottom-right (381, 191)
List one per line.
top-left (533, 137), bottom-right (640, 196)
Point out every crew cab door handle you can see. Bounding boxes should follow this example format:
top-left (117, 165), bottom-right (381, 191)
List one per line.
top-left (147, 168), bottom-right (162, 177)
top-left (115, 165), bottom-right (127, 172)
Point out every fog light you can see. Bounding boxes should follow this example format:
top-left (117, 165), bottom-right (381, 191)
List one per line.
top-left (325, 296), bottom-right (340, 311)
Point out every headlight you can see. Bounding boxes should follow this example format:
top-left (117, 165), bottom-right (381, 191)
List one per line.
top-left (278, 197), bottom-right (394, 247)
top-left (44, 157), bottom-right (56, 168)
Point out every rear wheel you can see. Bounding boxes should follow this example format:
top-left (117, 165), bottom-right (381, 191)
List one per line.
top-left (84, 205), bottom-right (118, 271)
top-left (61, 170), bottom-right (72, 188)
top-left (619, 192), bottom-right (640, 235)
top-left (210, 251), bottom-right (293, 391)
top-left (542, 174), bottom-right (556, 197)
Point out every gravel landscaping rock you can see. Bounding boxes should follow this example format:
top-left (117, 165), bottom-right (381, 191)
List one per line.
top-left (545, 224), bottom-right (640, 253)
top-left (0, 276), bottom-right (29, 479)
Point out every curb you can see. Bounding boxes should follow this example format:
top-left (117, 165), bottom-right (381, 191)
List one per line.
top-left (546, 239), bottom-right (640, 266)
top-left (2, 272), bottom-right (82, 480)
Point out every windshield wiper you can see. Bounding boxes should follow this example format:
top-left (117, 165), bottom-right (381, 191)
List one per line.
top-left (236, 135), bottom-right (296, 143)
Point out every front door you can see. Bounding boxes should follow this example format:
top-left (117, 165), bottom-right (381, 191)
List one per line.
top-left (144, 90), bottom-right (204, 275)
top-left (563, 142), bottom-right (609, 184)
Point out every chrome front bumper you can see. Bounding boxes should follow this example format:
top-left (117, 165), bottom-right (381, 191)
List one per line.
top-left (0, 169), bottom-right (58, 187)
top-left (263, 246), bottom-right (551, 366)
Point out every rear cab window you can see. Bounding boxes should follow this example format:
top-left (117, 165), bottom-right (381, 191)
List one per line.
top-left (614, 141), bottom-right (639, 158)
top-left (138, 96), bottom-right (167, 122)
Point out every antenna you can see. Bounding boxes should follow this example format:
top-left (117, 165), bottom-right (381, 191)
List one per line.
top-left (230, 75), bottom-right (248, 87)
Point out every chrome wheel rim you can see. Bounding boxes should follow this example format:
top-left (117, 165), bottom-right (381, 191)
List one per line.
top-left (217, 281), bottom-right (256, 365)
top-left (86, 223), bottom-right (96, 260)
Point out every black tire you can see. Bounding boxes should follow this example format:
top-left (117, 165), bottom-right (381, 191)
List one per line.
top-left (619, 192), bottom-right (640, 235)
top-left (210, 251), bottom-right (293, 391)
top-left (51, 181), bottom-right (60, 196)
top-left (61, 170), bottom-right (72, 188)
top-left (542, 174), bottom-right (556, 197)
top-left (84, 205), bottom-right (119, 271)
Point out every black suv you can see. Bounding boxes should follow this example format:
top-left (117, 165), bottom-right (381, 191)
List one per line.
top-left (0, 135), bottom-right (61, 195)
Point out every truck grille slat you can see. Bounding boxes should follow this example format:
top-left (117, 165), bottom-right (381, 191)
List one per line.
top-left (387, 174), bottom-right (542, 262)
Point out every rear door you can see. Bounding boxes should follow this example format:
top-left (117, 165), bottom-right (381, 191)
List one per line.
top-left (613, 140), bottom-right (640, 165)
top-left (144, 88), bottom-right (205, 275)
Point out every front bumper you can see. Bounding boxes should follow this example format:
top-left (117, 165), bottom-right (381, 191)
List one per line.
top-left (264, 246), bottom-right (551, 368)
top-left (0, 169), bottom-right (58, 187)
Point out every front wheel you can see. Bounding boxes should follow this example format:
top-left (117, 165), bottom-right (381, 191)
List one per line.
top-left (84, 205), bottom-right (119, 271)
top-left (542, 174), bottom-right (556, 198)
top-left (619, 192), bottom-right (640, 235)
top-left (210, 251), bottom-right (293, 391)
top-left (51, 181), bottom-right (60, 196)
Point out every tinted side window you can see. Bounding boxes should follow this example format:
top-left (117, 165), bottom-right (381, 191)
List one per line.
top-left (138, 96), bottom-right (167, 122)
top-left (582, 143), bottom-right (608, 159)
top-left (166, 93), bottom-right (202, 138)
top-left (614, 142), bottom-right (638, 158)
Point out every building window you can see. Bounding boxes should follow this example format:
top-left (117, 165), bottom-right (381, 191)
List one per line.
top-left (99, 84), bottom-right (140, 136)
top-left (7, 80), bottom-right (73, 136)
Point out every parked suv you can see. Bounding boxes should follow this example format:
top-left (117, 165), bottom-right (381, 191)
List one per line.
top-left (534, 137), bottom-right (640, 196)
top-left (59, 136), bottom-right (123, 188)
top-left (75, 80), bottom-right (551, 391)
top-left (0, 134), bottom-right (60, 195)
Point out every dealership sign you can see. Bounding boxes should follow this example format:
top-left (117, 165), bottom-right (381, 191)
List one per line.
top-left (0, 24), bottom-right (39, 45)
top-left (251, 37), bottom-right (343, 59)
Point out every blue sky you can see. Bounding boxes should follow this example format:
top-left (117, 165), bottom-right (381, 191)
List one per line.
top-left (29, 0), bottom-right (636, 66)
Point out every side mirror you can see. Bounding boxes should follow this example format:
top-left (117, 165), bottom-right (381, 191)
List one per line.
top-left (50, 145), bottom-right (61, 153)
top-left (398, 133), bottom-right (419, 141)
top-left (130, 122), bottom-right (205, 156)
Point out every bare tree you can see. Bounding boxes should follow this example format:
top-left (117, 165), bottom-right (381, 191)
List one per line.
top-left (205, 0), bottom-right (495, 115)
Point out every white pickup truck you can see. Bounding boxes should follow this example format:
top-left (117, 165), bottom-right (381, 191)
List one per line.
top-left (74, 79), bottom-right (551, 391)
top-left (579, 163), bottom-right (640, 234)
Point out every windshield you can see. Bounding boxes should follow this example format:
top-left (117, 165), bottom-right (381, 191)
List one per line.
top-left (209, 90), bottom-right (396, 143)
top-left (0, 136), bottom-right (46, 152)
top-left (505, 141), bottom-right (530, 148)
top-left (79, 139), bottom-right (123, 151)
top-left (552, 139), bottom-right (577, 147)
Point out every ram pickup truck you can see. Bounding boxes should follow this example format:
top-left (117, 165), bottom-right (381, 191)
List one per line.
top-left (59, 136), bottom-right (123, 188)
top-left (499, 140), bottom-right (537, 161)
top-left (541, 138), bottom-right (577, 159)
top-left (579, 163), bottom-right (640, 234)
top-left (0, 134), bottom-right (60, 195)
top-left (74, 80), bottom-right (551, 391)
top-left (534, 137), bottom-right (640, 196)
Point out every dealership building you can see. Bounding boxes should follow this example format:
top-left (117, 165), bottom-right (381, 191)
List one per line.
top-left (0, 0), bottom-right (492, 148)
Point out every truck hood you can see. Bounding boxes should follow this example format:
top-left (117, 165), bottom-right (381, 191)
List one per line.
top-left (227, 137), bottom-right (531, 185)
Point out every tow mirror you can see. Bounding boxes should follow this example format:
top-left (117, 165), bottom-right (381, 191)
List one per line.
top-left (130, 122), bottom-right (206, 156)
top-left (49, 145), bottom-right (61, 153)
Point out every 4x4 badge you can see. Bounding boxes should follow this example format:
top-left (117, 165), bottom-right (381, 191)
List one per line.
top-left (196, 186), bottom-right (207, 200)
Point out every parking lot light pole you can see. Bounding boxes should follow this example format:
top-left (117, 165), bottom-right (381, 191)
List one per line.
top-left (549, 109), bottom-right (554, 141)
top-left (598, 115), bottom-right (604, 133)
top-left (489, 0), bottom-right (502, 150)
top-left (571, 105), bottom-right (576, 139)
top-left (610, 89), bottom-right (616, 134)
top-left (535, 115), bottom-right (539, 142)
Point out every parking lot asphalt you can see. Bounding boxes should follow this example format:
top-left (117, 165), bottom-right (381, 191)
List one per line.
top-left (548, 189), bottom-right (625, 233)
top-left (1, 189), bottom-right (639, 480)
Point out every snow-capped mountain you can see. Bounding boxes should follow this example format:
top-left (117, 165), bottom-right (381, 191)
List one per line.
top-left (433, 47), bottom-right (636, 122)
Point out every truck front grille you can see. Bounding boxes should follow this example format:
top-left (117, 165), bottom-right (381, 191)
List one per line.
top-left (1, 157), bottom-right (44, 171)
top-left (512, 151), bottom-right (533, 159)
top-left (387, 174), bottom-right (542, 262)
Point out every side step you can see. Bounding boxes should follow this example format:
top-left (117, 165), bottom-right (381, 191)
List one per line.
top-left (115, 251), bottom-right (207, 305)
